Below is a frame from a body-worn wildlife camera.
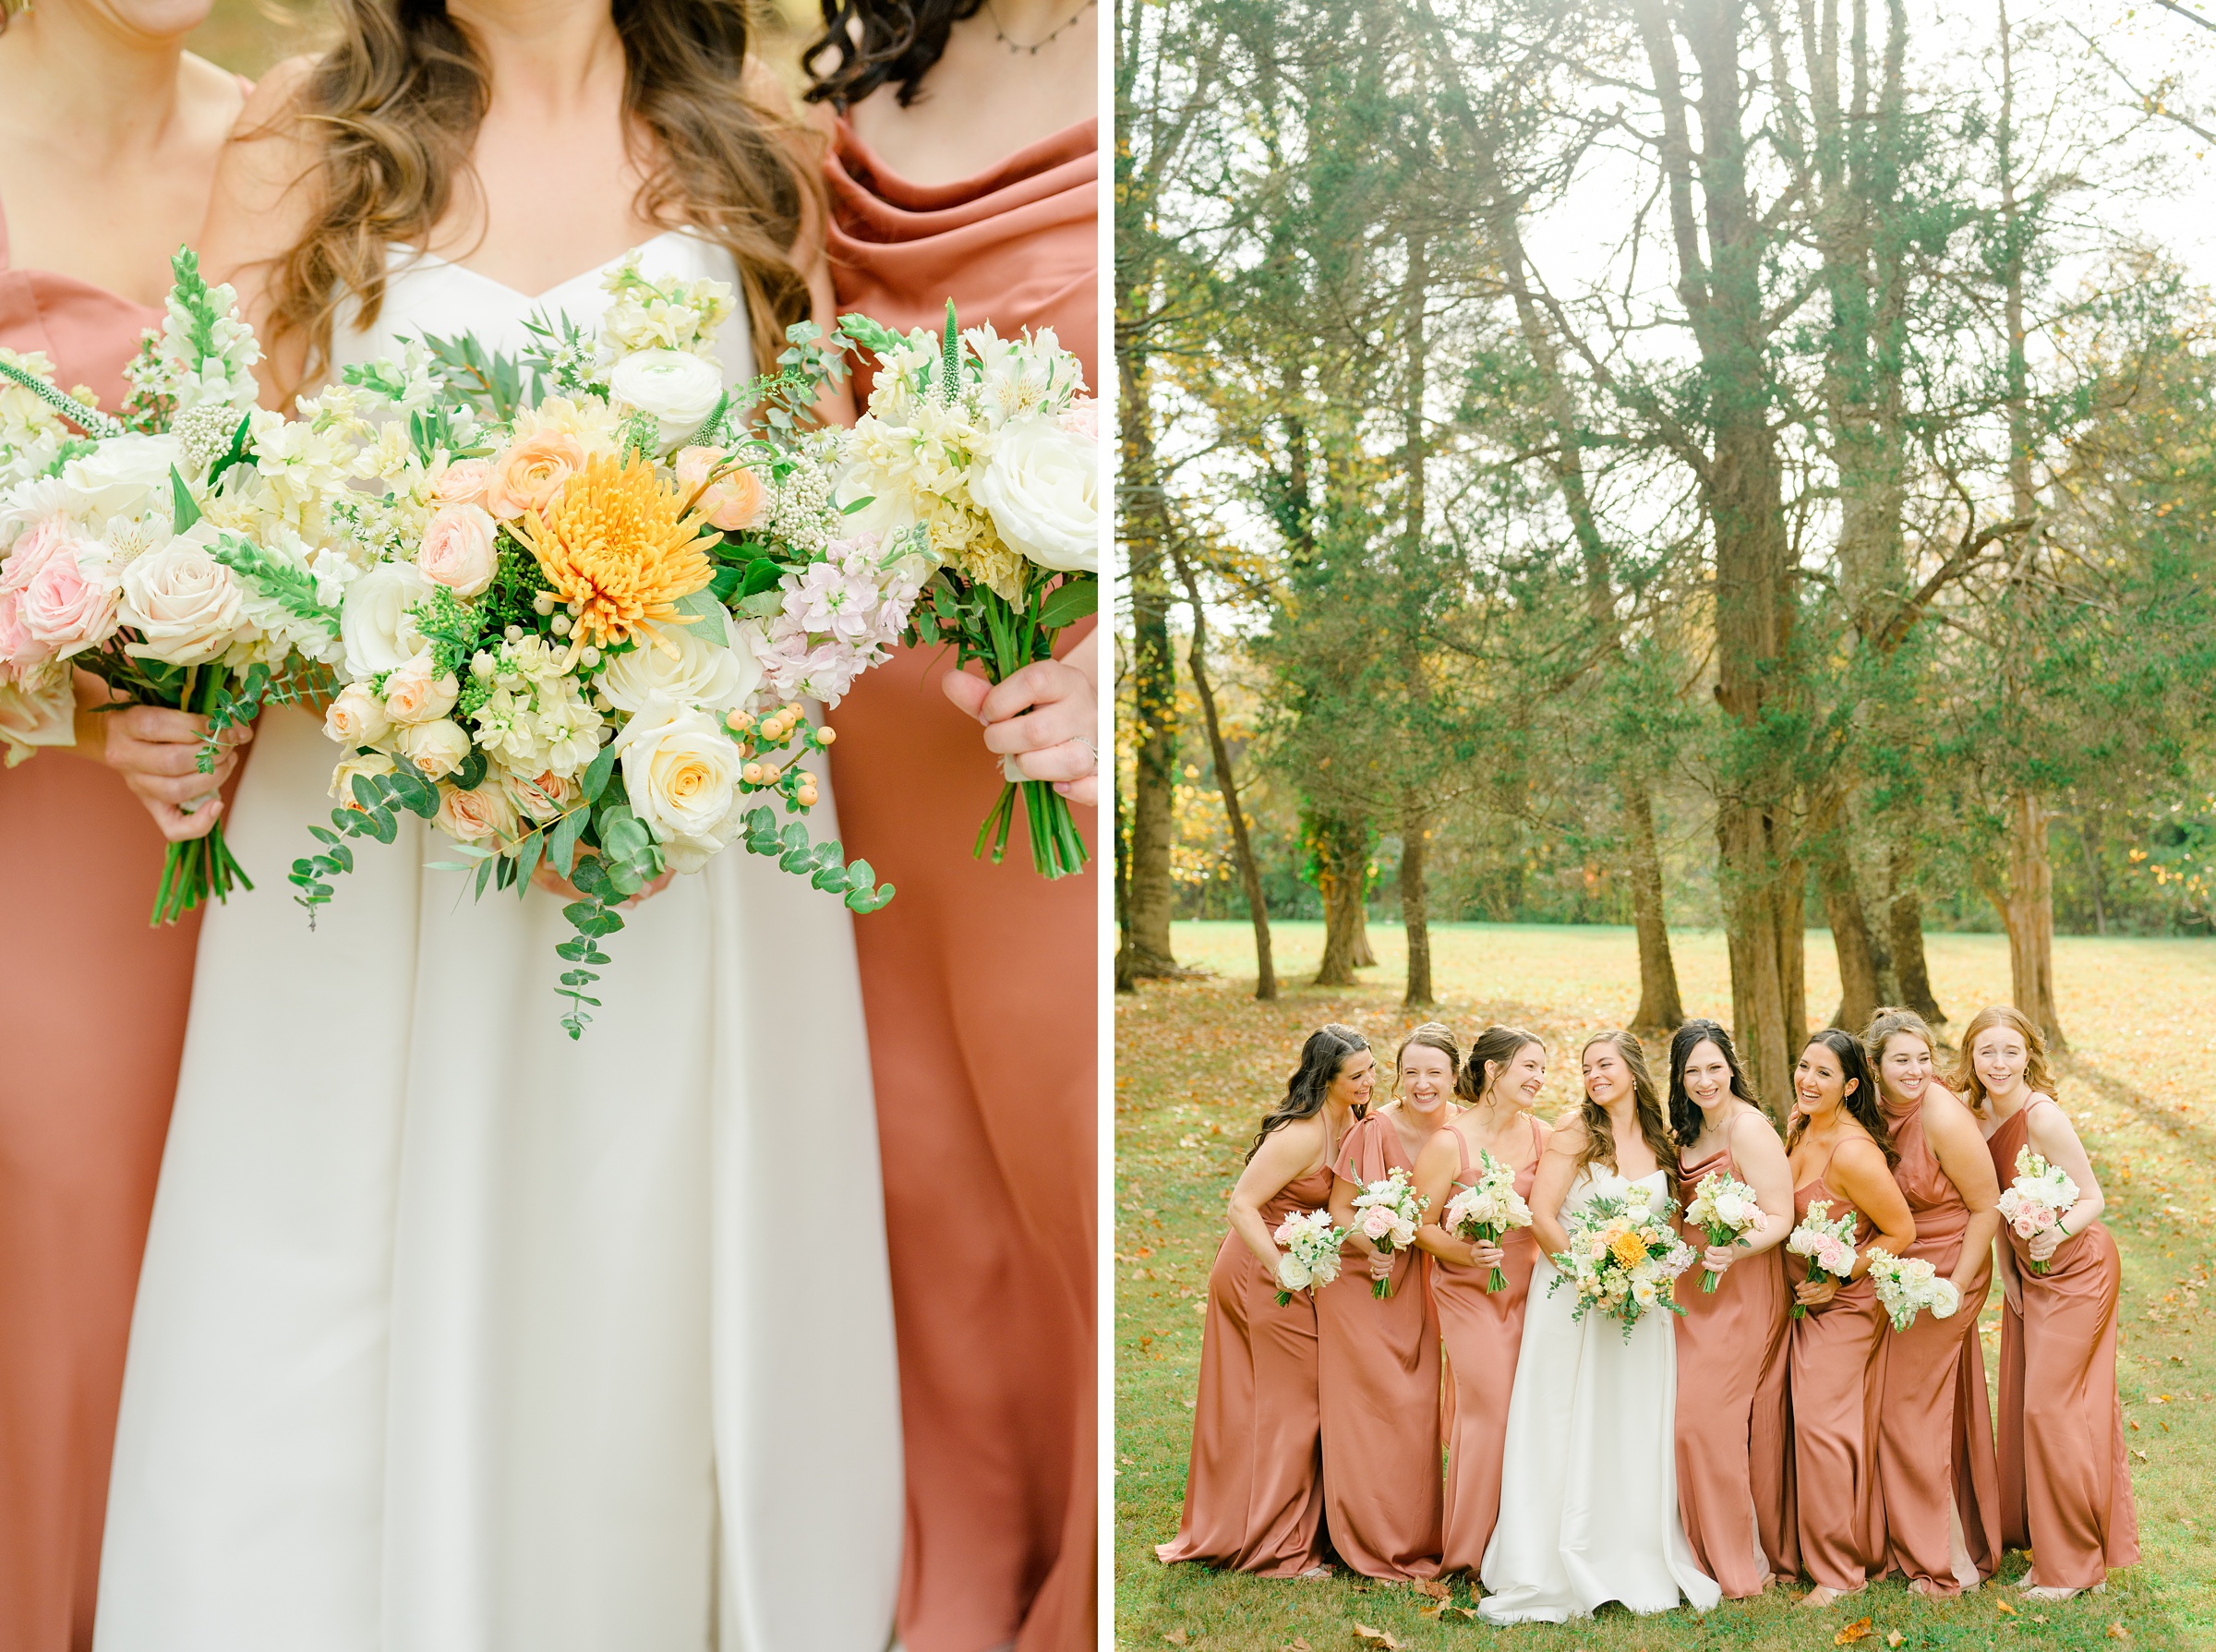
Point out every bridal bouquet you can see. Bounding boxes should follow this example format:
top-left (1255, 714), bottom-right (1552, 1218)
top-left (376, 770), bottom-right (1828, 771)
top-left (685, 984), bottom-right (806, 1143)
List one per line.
top-left (1864, 1247), bottom-right (1962, 1332)
top-left (1443, 1151), bottom-right (1532, 1292)
top-left (1684, 1170), bottom-right (1769, 1293)
top-left (289, 255), bottom-right (927, 1035)
top-left (0, 251), bottom-right (348, 921)
top-left (1996, 1147), bottom-right (2080, 1275)
top-left (836, 307), bottom-right (1098, 879)
top-left (1349, 1167), bottom-right (1426, 1299)
top-left (1785, 1200), bottom-right (1861, 1317)
top-left (1548, 1192), bottom-right (1695, 1339)
top-left (1271, 1208), bottom-right (1345, 1305)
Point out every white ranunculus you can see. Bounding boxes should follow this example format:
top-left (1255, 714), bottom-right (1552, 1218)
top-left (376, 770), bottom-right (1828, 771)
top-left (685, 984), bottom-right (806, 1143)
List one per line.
top-left (607, 349), bottom-right (725, 452)
top-left (611, 691), bottom-right (743, 864)
top-left (975, 417), bottom-right (1098, 573)
top-left (342, 561), bottom-right (435, 681)
top-left (117, 536), bottom-right (245, 666)
top-left (62, 434), bottom-right (184, 524)
top-left (597, 622), bottom-right (760, 715)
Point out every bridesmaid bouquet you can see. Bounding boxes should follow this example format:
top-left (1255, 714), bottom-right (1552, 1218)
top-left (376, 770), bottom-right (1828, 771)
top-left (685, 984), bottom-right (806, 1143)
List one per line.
top-left (1349, 1167), bottom-right (1427, 1298)
top-left (1784, 1200), bottom-right (1861, 1317)
top-left (835, 306), bottom-right (1098, 879)
top-left (289, 256), bottom-right (929, 1035)
top-left (1996, 1147), bottom-right (2080, 1274)
top-left (1271, 1208), bottom-right (1345, 1305)
top-left (1548, 1193), bottom-right (1695, 1338)
top-left (0, 252), bottom-right (350, 921)
top-left (1684, 1170), bottom-right (1769, 1292)
top-left (1443, 1151), bottom-right (1533, 1292)
top-left (1864, 1248), bottom-right (1962, 1332)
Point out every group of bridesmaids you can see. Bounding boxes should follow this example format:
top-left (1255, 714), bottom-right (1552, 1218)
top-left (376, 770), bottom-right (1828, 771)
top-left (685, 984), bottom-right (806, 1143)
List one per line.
top-left (1158, 1004), bottom-right (2139, 1612)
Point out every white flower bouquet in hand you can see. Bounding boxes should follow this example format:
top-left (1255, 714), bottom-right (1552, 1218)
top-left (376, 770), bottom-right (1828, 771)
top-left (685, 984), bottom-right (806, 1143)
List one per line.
top-left (1350, 1167), bottom-right (1427, 1299)
top-left (0, 250), bottom-right (347, 922)
top-left (1684, 1170), bottom-right (1769, 1293)
top-left (835, 306), bottom-right (1097, 879)
top-left (1996, 1147), bottom-right (2080, 1275)
top-left (1547, 1191), bottom-right (1694, 1339)
top-left (1785, 1199), bottom-right (1861, 1318)
top-left (1864, 1247), bottom-right (1962, 1332)
top-left (1271, 1208), bottom-right (1344, 1305)
top-left (1443, 1150), bottom-right (1533, 1292)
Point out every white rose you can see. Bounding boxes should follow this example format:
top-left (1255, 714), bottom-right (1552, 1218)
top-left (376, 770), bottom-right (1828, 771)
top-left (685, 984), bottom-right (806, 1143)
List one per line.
top-left (1276, 1255), bottom-right (1312, 1291)
top-left (324, 681), bottom-right (391, 747)
top-left (830, 461), bottom-right (921, 545)
top-left (607, 349), bottom-right (725, 451)
top-left (597, 622), bottom-right (760, 715)
top-left (610, 691), bottom-right (743, 858)
top-left (380, 653), bottom-right (460, 725)
top-left (395, 717), bottom-right (471, 779)
top-left (975, 417), bottom-right (1098, 573)
top-left (434, 780), bottom-right (519, 846)
top-left (117, 536), bottom-right (245, 666)
top-left (62, 434), bottom-right (183, 523)
top-left (342, 561), bottom-right (435, 681)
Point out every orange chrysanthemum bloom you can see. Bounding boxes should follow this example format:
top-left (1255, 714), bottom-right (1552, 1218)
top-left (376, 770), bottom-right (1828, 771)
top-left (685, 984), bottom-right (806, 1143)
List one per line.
top-left (1608, 1228), bottom-right (1651, 1269)
top-left (515, 453), bottom-right (717, 656)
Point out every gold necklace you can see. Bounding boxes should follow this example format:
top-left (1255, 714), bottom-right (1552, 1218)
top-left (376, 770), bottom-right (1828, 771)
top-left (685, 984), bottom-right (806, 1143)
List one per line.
top-left (984, 0), bottom-right (1096, 55)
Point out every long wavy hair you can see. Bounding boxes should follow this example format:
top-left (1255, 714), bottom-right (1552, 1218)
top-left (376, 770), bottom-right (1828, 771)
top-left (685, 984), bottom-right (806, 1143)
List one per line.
top-left (1947, 1003), bottom-right (2059, 1117)
top-left (1665, 1019), bottom-right (1762, 1147)
top-left (1572, 1030), bottom-right (1677, 1182)
top-left (1785, 1028), bottom-right (1897, 1166)
top-left (1245, 1024), bottom-right (1369, 1164)
top-left (1458, 1024), bottom-right (1544, 1108)
top-left (261, 0), bottom-right (818, 387)
top-left (804, 0), bottom-right (985, 109)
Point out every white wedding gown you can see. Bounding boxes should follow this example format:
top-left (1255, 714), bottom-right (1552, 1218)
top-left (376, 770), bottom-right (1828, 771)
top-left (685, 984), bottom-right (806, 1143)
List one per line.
top-left (1478, 1166), bottom-right (1719, 1623)
top-left (95, 233), bottom-right (903, 1652)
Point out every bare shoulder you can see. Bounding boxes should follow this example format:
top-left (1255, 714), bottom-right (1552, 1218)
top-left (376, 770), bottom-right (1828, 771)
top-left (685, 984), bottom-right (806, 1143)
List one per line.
top-left (1546, 1109), bottom-right (1588, 1152)
top-left (1728, 1104), bottom-right (1787, 1158)
top-left (231, 53), bottom-right (324, 128)
top-left (1528, 1110), bottom-right (1556, 1148)
top-left (1830, 1131), bottom-right (1891, 1180)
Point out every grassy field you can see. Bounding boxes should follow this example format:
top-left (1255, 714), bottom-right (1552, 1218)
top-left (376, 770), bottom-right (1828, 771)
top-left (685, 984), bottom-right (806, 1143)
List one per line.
top-left (1115, 920), bottom-right (2216, 1652)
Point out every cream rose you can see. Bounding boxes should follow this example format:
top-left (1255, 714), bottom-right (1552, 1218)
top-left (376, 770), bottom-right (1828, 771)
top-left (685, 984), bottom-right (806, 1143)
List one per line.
top-left (596, 623), bottom-right (760, 715)
top-left (975, 417), bottom-right (1098, 573)
top-left (673, 446), bottom-right (771, 532)
top-left (118, 536), bottom-right (245, 666)
top-left (395, 717), bottom-right (471, 779)
top-left (608, 349), bottom-right (725, 451)
top-left (0, 665), bottom-right (76, 761)
top-left (62, 433), bottom-right (183, 523)
top-left (380, 653), bottom-right (460, 725)
top-left (417, 502), bottom-right (498, 597)
top-left (330, 748), bottom-right (397, 806)
top-left (610, 691), bottom-right (743, 863)
top-left (341, 561), bottom-right (434, 681)
top-left (434, 780), bottom-right (520, 846)
top-left (324, 681), bottom-right (392, 747)
top-left (485, 431), bottom-right (586, 522)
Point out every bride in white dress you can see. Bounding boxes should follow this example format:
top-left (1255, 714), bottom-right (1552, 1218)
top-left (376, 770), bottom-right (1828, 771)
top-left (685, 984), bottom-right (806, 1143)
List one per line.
top-left (1479, 1031), bottom-right (1718, 1624)
top-left (93, 7), bottom-right (900, 1651)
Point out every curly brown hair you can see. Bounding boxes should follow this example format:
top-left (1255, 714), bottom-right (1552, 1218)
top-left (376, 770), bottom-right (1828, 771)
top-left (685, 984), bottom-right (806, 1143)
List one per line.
top-left (259, 0), bottom-right (819, 388)
top-left (1948, 1003), bottom-right (2059, 1117)
top-left (1572, 1031), bottom-right (1678, 1183)
top-left (803, 0), bottom-right (985, 110)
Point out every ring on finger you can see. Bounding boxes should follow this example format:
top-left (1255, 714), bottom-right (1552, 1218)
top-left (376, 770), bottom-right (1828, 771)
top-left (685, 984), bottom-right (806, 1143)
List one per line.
top-left (1074, 735), bottom-right (1098, 775)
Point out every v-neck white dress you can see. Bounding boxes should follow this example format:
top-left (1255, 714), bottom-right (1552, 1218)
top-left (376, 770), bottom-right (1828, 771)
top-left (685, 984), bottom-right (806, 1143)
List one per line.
top-left (94, 234), bottom-right (903, 1652)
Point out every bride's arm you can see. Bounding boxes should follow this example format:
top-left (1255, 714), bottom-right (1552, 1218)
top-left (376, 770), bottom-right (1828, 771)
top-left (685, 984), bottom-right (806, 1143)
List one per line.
top-left (1526, 1115), bottom-right (1584, 1261)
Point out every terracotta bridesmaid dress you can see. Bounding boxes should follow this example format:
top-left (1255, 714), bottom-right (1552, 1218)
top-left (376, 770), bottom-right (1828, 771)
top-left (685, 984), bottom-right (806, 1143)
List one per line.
top-left (1987, 1103), bottom-right (2139, 1590)
top-left (824, 117), bottom-right (1097, 1652)
top-left (1785, 1151), bottom-right (1888, 1593)
top-left (1154, 1162), bottom-right (1336, 1576)
top-left (1876, 1093), bottom-right (2003, 1595)
top-left (1673, 1138), bottom-right (1794, 1597)
top-left (1433, 1116), bottom-right (1542, 1576)
top-left (0, 207), bottom-right (193, 1652)
top-left (1317, 1112), bottom-right (1443, 1579)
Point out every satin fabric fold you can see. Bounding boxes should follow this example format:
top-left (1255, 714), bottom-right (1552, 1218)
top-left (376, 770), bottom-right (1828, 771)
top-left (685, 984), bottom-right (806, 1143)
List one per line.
top-left (1786, 1164), bottom-right (1887, 1593)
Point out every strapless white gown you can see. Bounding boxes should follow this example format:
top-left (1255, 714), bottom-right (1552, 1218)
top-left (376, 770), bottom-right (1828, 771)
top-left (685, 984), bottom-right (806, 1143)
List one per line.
top-left (94, 233), bottom-right (903, 1652)
top-left (1478, 1167), bottom-right (1718, 1622)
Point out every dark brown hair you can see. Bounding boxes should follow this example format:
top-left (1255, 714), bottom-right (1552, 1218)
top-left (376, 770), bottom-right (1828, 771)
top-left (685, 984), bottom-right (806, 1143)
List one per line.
top-left (262, 0), bottom-right (819, 385)
top-left (1572, 1031), bottom-right (1678, 1182)
top-left (1665, 1019), bottom-right (1762, 1146)
top-left (1458, 1024), bottom-right (1544, 1107)
top-left (804, 0), bottom-right (985, 109)
top-left (1786, 1028), bottom-right (1897, 1166)
top-left (1246, 1024), bottom-right (1370, 1164)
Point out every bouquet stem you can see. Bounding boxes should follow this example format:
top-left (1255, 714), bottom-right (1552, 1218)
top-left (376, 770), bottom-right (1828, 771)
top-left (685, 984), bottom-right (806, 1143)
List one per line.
top-left (969, 583), bottom-right (1090, 880)
top-left (147, 667), bottom-right (254, 925)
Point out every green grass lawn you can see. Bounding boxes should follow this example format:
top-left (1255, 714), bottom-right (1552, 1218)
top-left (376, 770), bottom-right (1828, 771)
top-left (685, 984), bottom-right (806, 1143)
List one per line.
top-left (1115, 920), bottom-right (2216, 1652)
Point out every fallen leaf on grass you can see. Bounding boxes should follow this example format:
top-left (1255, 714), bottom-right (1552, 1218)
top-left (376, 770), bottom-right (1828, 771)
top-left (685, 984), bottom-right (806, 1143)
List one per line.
top-left (1351, 1625), bottom-right (1405, 1650)
top-left (1284, 1640), bottom-right (1313, 1652)
top-left (1836, 1619), bottom-right (1873, 1645)
top-left (1414, 1577), bottom-right (1451, 1601)
top-left (1887, 1634), bottom-right (1906, 1649)
top-left (1163, 1634), bottom-right (1188, 1647)
top-left (2108, 1625), bottom-right (2131, 1641)
top-left (1994, 1598), bottom-right (2017, 1615)
top-left (2131, 1447), bottom-right (2149, 1462)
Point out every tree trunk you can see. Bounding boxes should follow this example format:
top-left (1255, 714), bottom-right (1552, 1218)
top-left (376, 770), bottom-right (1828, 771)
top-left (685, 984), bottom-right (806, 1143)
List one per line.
top-left (1885, 853), bottom-right (1945, 1025)
top-left (2004, 789), bottom-right (2067, 1049)
top-left (1114, 778), bottom-right (1136, 993)
top-left (1171, 542), bottom-right (1276, 1000)
top-left (1116, 340), bottom-right (1180, 980)
top-left (1401, 795), bottom-right (1434, 1007)
top-left (1819, 848), bottom-right (1884, 1033)
top-left (2078, 812), bottom-right (2108, 935)
top-left (1313, 813), bottom-right (1372, 987)
top-left (1623, 776), bottom-right (1685, 1033)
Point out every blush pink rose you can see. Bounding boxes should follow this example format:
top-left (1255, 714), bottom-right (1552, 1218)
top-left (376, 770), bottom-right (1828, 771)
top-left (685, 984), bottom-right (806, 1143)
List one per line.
top-left (484, 432), bottom-right (586, 522)
top-left (0, 588), bottom-right (44, 665)
top-left (1, 518), bottom-right (73, 595)
top-left (20, 547), bottom-right (118, 658)
top-left (672, 447), bottom-right (771, 533)
top-left (1059, 396), bottom-right (1101, 441)
top-left (429, 458), bottom-right (494, 509)
top-left (417, 503), bottom-right (499, 597)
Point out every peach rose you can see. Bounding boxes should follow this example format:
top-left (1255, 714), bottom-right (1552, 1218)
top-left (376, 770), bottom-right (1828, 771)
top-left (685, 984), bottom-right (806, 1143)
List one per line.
top-left (324, 681), bottom-right (391, 747)
top-left (434, 779), bottom-right (519, 845)
top-left (417, 503), bottom-right (498, 597)
top-left (429, 458), bottom-right (494, 509)
top-left (673, 446), bottom-right (771, 533)
top-left (381, 654), bottom-right (460, 725)
top-left (330, 748), bottom-right (396, 807)
top-left (395, 717), bottom-right (470, 778)
top-left (501, 766), bottom-right (580, 823)
top-left (485, 432), bottom-right (587, 522)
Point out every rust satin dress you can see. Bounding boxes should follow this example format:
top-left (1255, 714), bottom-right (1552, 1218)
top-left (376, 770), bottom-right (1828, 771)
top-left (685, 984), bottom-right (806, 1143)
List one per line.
top-left (825, 116), bottom-right (1098, 1652)
top-left (1785, 1151), bottom-right (1888, 1592)
top-left (1432, 1115), bottom-right (1541, 1576)
top-left (1317, 1112), bottom-right (1443, 1579)
top-left (1987, 1103), bottom-right (2139, 1590)
top-left (0, 212), bottom-right (192, 1652)
top-left (1673, 1140), bottom-right (1793, 1597)
top-left (1877, 1093), bottom-right (2003, 1594)
top-left (1154, 1161), bottom-right (1335, 1576)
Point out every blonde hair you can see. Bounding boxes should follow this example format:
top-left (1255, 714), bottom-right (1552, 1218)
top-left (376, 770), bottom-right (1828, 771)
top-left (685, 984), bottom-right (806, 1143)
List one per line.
top-left (259, 0), bottom-right (818, 385)
top-left (1947, 1004), bottom-right (2058, 1115)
